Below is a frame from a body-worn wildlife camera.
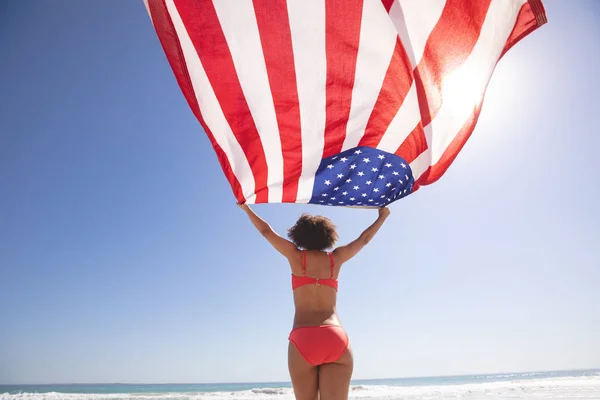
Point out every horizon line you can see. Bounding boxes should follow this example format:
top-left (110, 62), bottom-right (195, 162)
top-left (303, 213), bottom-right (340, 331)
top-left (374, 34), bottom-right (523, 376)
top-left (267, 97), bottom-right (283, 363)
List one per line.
top-left (2, 367), bottom-right (598, 387)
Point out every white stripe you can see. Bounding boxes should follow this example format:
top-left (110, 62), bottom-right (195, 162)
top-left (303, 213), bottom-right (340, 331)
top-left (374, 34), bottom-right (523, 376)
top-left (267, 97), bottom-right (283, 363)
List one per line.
top-left (165, 0), bottom-right (257, 203)
top-left (341, 1), bottom-right (398, 151)
top-left (375, 84), bottom-right (420, 153)
top-left (288, 0), bottom-right (327, 203)
top-left (391, 0), bottom-right (447, 68)
top-left (410, 150), bottom-right (430, 181)
top-left (428, 0), bottom-right (522, 164)
top-left (212, 1), bottom-right (284, 203)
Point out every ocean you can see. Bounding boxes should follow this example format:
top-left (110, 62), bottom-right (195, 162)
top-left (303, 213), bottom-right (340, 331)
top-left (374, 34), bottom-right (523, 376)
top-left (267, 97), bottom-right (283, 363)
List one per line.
top-left (2, 369), bottom-right (599, 399)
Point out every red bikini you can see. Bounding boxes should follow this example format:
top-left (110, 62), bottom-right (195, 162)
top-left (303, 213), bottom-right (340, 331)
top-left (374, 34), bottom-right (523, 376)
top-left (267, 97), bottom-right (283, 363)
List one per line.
top-left (291, 250), bottom-right (338, 291)
top-left (288, 250), bottom-right (348, 366)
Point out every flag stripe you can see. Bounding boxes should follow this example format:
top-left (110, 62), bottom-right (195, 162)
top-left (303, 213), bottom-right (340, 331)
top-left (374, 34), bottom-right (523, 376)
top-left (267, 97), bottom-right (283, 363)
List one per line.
top-left (390, 0), bottom-right (447, 68)
top-left (342, 0), bottom-right (399, 152)
top-left (381, 0), bottom-right (395, 13)
top-left (323, 0), bottom-right (364, 158)
top-left (173, 0), bottom-right (269, 203)
top-left (502, 0), bottom-right (544, 58)
top-left (253, 0), bottom-right (302, 203)
top-left (287, 0), bottom-right (327, 203)
top-left (358, 38), bottom-right (414, 149)
top-left (162, 0), bottom-right (253, 202)
top-left (212, 1), bottom-right (285, 203)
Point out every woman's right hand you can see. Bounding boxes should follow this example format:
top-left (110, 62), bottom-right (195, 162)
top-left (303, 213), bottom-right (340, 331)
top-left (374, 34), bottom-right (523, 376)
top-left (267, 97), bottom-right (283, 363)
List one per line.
top-left (378, 206), bottom-right (390, 219)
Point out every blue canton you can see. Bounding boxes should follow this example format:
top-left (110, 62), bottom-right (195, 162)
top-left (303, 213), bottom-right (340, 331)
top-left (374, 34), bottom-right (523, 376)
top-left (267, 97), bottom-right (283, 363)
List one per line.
top-left (309, 146), bottom-right (415, 207)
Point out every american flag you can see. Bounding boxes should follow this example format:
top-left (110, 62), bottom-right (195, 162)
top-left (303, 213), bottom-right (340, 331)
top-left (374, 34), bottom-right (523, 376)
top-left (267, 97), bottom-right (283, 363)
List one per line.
top-left (143, 0), bottom-right (547, 207)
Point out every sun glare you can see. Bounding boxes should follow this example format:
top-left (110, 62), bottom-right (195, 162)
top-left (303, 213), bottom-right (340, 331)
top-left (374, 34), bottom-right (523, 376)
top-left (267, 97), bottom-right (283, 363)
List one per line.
top-left (441, 62), bottom-right (489, 121)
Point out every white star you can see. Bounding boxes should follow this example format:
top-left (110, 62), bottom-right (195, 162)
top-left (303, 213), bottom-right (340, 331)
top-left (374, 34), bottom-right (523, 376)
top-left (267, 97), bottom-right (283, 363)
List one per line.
top-left (337, 173), bottom-right (344, 179)
top-left (361, 193), bottom-right (367, 197)
top-left (401, 162), bottom-right (407, 168)
top-left (357, 171), bottom-right (364, 177)
top-left (342, 191), bottom-right (348, 196)
top-left (398, 179), bottom-right (403, 184)
top-left (368, 199), bottom-right (374, 202)
top-left (381, 194), bottom-right (386, 198)
top-left (391, 187), bottom-right (395, 191)
top-left (334, 187), bottom-right (340, 191)
top-left (373, 188), bottom-right (380, 193)
top-left (340, 157), bottom-right (348, 162)
top-left (363, 157), bottom-right (370, 163)
top-left (332, 156), bottom-right (338, 160)
top-left (378, 175), bottom-right (385, 180)
top-left (327, 164), bottom-right (334, 169)
top-left (350, 197), bottom-right (355, 201)
top-left (385, 163), bottom-right (392, 168)
top-left (322, 193), bottom-right (328, 197)
top-left (331, 197), bottom-right (336, 200)
top-left (371, 167), bottom-right (378, 172)
top-left (324, 180), bottom-right (331, 186)
top-left (366, 180), bottom-right (372, 185)
top-left (354, 149), bottom-right (362, 154)
top-left (353, 185), bottom-right (359, 190)
top-left (378, 154), bottom-right (385, 160)
top-left (346, 178), bottom-right (352, 183)
top-left (386, 182), bottom-right (391, 187)
top-left (319, 200), bottom-right (324, 202)
top-left (327, 203), bottom-right (332, 206)
top-left (350, 164), bottom-right (357, 169)
top-left (392, 171), bottom-right (399, 176)
top-left (357, 202), bottom-right (362, 205)
top-left (339, 201), bottom-right (344, 204)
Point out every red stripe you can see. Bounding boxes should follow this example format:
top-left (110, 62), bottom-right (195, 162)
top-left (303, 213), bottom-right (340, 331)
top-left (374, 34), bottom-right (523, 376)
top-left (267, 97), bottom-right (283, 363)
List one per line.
top-left (381, 0), bottom-right (395, 13)
top-left (417, 0), bottom-right (547, 186)
top-left (253, 0), bottom-right (302, 203)
top-left (147, 0), bottom-right (244, 202)
top-left (172, 0), bottom-right (269, 203)
top-left (501, 0), bottom-right (548, 58)
top-left (323, 0), bottom-right (364, 158)
top-left (358, 39), bottom-right (414, 149)
top-left (393, 0), bottom-right (492, 164)
top-left (395, 124), bottom-right (426, 164)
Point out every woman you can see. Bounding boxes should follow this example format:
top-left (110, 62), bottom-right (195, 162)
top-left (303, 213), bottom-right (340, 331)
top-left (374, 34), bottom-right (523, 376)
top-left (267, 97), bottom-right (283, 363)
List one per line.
top-left (237, 203), bottom-right (390, 400)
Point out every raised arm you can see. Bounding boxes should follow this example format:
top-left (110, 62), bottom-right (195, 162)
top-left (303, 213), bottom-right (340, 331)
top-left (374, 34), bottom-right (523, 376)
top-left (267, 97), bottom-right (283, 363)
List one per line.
top-left (333, 207), bottom-right (390, 264)
top-left (237, 203), bottom-right (299, 259)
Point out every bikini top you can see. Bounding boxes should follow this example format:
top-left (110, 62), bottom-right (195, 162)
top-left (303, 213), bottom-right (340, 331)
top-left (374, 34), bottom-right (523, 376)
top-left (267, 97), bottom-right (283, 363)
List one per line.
top-left (291, 250), bottom-right (338, 291)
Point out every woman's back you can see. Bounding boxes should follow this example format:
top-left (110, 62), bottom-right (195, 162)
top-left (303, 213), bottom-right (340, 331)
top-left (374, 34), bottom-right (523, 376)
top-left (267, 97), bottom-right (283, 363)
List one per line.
top-left (290, 250), bottom-right (341, 328)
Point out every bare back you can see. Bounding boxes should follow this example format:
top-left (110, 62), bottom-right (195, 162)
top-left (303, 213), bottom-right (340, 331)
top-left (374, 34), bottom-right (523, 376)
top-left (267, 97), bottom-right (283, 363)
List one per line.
top-left (289, 250), bottom-right (342, 328)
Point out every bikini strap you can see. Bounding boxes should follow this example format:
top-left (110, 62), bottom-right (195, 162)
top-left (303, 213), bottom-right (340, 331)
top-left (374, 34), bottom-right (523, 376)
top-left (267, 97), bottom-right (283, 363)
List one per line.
top-left (328, 252), bottom-right (335, 278)
top-left (302, 250), bottom-right (307, 276)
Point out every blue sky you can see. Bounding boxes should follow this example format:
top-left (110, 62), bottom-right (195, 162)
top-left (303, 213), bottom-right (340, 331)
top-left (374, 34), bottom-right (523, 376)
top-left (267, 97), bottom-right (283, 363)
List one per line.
top-left (1, 0), bottom-right (599, 385)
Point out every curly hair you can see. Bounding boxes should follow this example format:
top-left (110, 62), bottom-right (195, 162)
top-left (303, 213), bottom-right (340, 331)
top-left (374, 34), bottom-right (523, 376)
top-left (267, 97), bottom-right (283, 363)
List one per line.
top-left (287, 213), bottom-right (339, 251)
